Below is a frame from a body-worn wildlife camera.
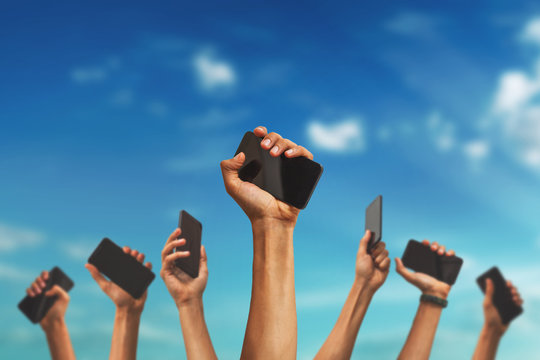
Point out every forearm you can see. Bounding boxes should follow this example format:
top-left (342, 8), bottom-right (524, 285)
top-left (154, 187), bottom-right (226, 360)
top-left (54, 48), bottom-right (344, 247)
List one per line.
top-left (177, 298), bottom-right (217, 360)
top-left (398, 302), bottom-right (444, 360)
top-left (109, 308), bottom-right (142, 360)
top-left (472, 325), bottom-right (504, 360)
top-left (241, 219), bottom-right (296, 360)
top-left (42, 319), bottom-right (76, 360)
top-left (315, 281), bottom-right (374, 360)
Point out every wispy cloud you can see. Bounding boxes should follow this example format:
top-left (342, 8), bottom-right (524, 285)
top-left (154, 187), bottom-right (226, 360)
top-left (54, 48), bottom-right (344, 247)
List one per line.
top-left (109, 88), bottom-right (134, 107)
top-left (60, 241), bottom-right (97, 262)
top-left (463, 140), bottom-right (490, 161)
top-left (182, 107), bottom-right (251, 128)
top-left (193, 51), bottom-right (236, 92)
top-left (520, 17), bottom-right (540, 46)
top-left (307, 117), bottom-right (365, 153)
top-left (427, 112), bottom-right (455, 152)
top-left (70, 67), bottom-right (107, 84)
top-left (0, 223), bottom-right (44, 252)
top-left (0, 262), bottom-right (36, 281)
top-left (296, 285), bottom-right (349, 310)
top-left (147, 101), bottom-right (169, 117)
top-left (383, 11), bottom-right (440, 37)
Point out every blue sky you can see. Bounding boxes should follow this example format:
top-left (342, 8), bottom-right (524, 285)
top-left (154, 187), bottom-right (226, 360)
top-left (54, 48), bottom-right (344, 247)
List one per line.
top-left (1, 1), bottom-right (540, 358)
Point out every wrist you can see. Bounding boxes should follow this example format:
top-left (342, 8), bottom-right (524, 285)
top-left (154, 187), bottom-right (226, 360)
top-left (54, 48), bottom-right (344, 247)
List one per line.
top-left (40, 317), bottom-right (66, 333)
top-left (422, 286), bottom-right (450, 300)
top-left (115, 305), bottom-right (143, 318)
top-left (483, 322), bottom-right (505, 338)
top-left (176, 295), bottom-right (203, 310)
top-left (252, 217), bottom-right (296, 232)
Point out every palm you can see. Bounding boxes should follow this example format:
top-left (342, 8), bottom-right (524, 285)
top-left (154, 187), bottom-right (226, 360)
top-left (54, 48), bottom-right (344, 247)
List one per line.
top-left (42, 299), bottom-right (68, 324)
top-left (165, 266), bottom-right (208, 303)
top-left (103, 282), bottom-right (146, 310)
top-left (356, 257), bottom-right (387, 290)
top-left (234, 181), bottom-right (299, 222)
top-left (410, 272), bottom-right (450, 295)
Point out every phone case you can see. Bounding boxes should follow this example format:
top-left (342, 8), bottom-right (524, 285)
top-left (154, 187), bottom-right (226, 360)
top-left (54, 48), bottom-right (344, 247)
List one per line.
top-left (88, 238), bottom-right (155, 299)
top-left (175, 210), bottom-right (202, 278)
top-left (235, 131), bottom-right (323, 209)
top-left (18, 267), bottom-right (74, 324)
top-left (477, 267), bottom-right (523, 324)
top-left (365, 195), bottom-right (382, 249)
top-left (401, 239), bottom-right (463, 285)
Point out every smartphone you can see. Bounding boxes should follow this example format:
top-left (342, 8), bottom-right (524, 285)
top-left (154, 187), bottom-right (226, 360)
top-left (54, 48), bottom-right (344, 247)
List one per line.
top-left (401, 239), bottom-right (463, 285)
top-left (235, 131), bottom-right (324, 209)
top-left (477, 267), bottom-right (523, 324)
top-left (365, 195), bottom-right (382, 249)
top-left (88, 238), bottom-right (155, 299)
top-left (175, 210), bottom-right (202, 278)
top-left (18, 267), bottom-right (74, 324)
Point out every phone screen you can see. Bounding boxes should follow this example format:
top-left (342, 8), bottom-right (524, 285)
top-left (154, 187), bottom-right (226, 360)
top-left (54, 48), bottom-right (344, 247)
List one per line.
top-left (88, 238), bottom-right (155, 299)
top-left (401, 239), bottom-right (463, 285)
top-left (477, 267), bottom-right (523, 324)
top-left (175, 210), bottom-right (202, 278)
top-left (18, 267), bottom-right (74, 324)
top-left (365, 195), bottom-right (382, 249)
top-left (235, 131), bottom-right (323, 209)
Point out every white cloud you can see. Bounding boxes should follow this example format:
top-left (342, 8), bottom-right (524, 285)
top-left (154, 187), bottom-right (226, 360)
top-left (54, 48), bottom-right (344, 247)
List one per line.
top-left (0, 262), bottom-right (35, 281)
top-left (427, 112), bottom-right (455, 152)
top-left (307, 117), bottom-right (365, 153)
top-left (463, 140), bottom-right (490, 160)
top-left (147, 101), bottom-right (169, 117)
top-left (139, 323), bottom-right (179, 343)
top-left (492, 71), bottom-right (540, 114)
top-left (0, 223), bottom-right (44, 252)
top-left (383, 11), bottom-right (439, 37)
top-left (520, 17), bottom-right (540, 46)
top-left (193, 51), bottom-right (236, 91)
top-left (61, 241), bottom-right (96, 261)
top-left (70, 67), bottom-right (107, 84)
top-left (110, 89), bottom-right (134, 107)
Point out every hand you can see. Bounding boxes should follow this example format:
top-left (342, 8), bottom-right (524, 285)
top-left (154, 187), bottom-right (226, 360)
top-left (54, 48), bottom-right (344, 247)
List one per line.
top-left (395, 240), bottom-right (454, 299)
top-left (482, 278), bottom-right (523, 335)
top-left (85, 247), bottom-right (152, 313)
top-left (160, 228), bottom-right (209, 307)
top-left (355, 230), bottom-right (391, 293)
top-left (27, 271), bottom-right (70, 330)
top-left (220, 126), bottom-right (314, 224)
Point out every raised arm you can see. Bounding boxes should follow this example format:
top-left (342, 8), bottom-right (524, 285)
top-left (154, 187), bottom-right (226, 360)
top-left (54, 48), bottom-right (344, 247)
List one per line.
top-left (27, 271), bottom-right (76, 360)
top-left (315, 230), bottom-right (390, 360)
top-left (220, 126), bottom-right (313, 359)
top-left (472, 279), bottom-right (523, 360)
top-left (160, 229), bottom-right (216, 360)
top-left (395, 240), bottom-right (455, 360)
top-left (85, 246), bottom-right (152, 360)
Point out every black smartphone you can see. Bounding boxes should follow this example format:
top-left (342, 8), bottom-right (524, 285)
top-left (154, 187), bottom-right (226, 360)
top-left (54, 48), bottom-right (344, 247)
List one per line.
top-left (235, 131), bottom-right (324, 209)
top-left (88, 238), bottom-right (155, 299)
top-left (401, 239), bottom-right (463, 285)
top-left (477, 267), bottom-right (523, 324)
top-left (365, 195), bottom-right (382, 249)
top-left (175, 210), bottom-right (202, 278)
top-left (18, 267), bottom-right (74, 324)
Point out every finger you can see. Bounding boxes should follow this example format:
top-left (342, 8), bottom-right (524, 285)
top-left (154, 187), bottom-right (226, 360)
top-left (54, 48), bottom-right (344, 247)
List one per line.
top-left (437, 245), bottom-right (446, 256)
top-left (285, 145), bottom-right (314, 160)
top-left (220, 152), bottom-right (246, 192)
top-left (358, 230), bottom-right (371, 255)
top-left (421, 239), bottom-right (430, 246)
top-left (45, 285), bottom-right (69, 301)
top-left (164, 251), bottom-right (190, 267)
top-left (253, 126), bottom-right (267, 137)
top-left (145, 261), bottom-right (153, 270)
top-left (36, 276), bottom-right (46, 289)
top-left (166, 228), bottom-right (182, 244)
top-left (517, 297), bottom-right (524, 306)
top-left (260, 132), bottom-right (282, 150)
top-left (32, 282), bottom-right (42, 294)
top-left (430, 241), bottom-right (439, 252)
top-left (395, 257), bottom-right (415, 283)
top-left (41, 271), bottom-right (49, 282)
top-left (27, 287), bottom-right (36, 297)
top-left (85, 263), bottom-right (109, 291)
top-left (371, 241), bottom-right (386, 258)
top-left (378, 257), bottom-right (391, 271)
top-left (506, 280), bottom-right (513, 287)
top-left (162, 239), bottom-right (187, 261)
top-left (123, 246), bottom-right (131, 254)
top-left (270, 138), bottom-right (297, 157)
top-left (446, 250), bottom-right (455, 257)
top-left (137, 252), bottom-right (145, 263)
top-left (485, 278), bottom-right (495, 300)
top-left (375, 249), bottom-right (389, 264)
top-left (200, 245), bottom-right (208, 273)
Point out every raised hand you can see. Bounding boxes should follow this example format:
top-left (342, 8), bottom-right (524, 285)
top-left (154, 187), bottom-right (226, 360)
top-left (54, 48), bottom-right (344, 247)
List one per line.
top-left (395, 240), bottom-right (454, 299)
top-left (27, 271), bottom-right (70, 329)
top-left (355, 230), bottom-right (391, 292)
top-left (85, 247), bottom-right (152, 312)
top-left (160, 228), bottom-right (208, 307)
top-left (482, 279), bottom-right (523, 334)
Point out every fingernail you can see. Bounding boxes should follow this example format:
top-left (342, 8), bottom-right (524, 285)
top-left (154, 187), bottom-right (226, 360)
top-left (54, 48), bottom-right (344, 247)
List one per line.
top-left (234, 153), bottom-right (242, 160)
top-left (286, 149), bottom-right (295, 155)
top-left (256, 126), bottom-right (263, 131)
top-left (262, 139), bottom-right (271, 146)
top-left (271, 146), bottom-right (279, 153)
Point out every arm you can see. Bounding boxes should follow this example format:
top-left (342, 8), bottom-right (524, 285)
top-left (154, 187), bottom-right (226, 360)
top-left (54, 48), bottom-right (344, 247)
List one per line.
top-left (315, 231), bottom-right (391, 360)
top-left (161, 230), bottom-right (216, 360)
top-left (85, 247), bottom-right (152, 360)
top-left (27, 272), bottom-right (76, 360)
top-left (395, 240), bottom-right (455, 360)
top-left (220, 126), bottom-right (314, 359)
top-left (472, 279), bottom-right (523, 360)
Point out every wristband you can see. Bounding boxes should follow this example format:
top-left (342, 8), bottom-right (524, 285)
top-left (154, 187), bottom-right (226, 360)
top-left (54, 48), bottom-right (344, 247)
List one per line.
top-left (420, 294), bottom-right (448, 308)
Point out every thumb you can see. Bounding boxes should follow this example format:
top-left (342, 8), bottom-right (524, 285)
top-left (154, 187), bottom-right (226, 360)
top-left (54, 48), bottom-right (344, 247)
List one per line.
top-left (220, 152), bottom-right (246, 192)
top-left (200, 245), bottom-right (208, 273)
top-left (484, 278), bottom-right (495, 304)
top-left (395, 257), bottom-right (415, 283)
top-left (85, 263), bottom-right (109, 291)
top-left (44, 285), bottom-right (69, 301)
top-left (358, 230), bottom-right (371, 255)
